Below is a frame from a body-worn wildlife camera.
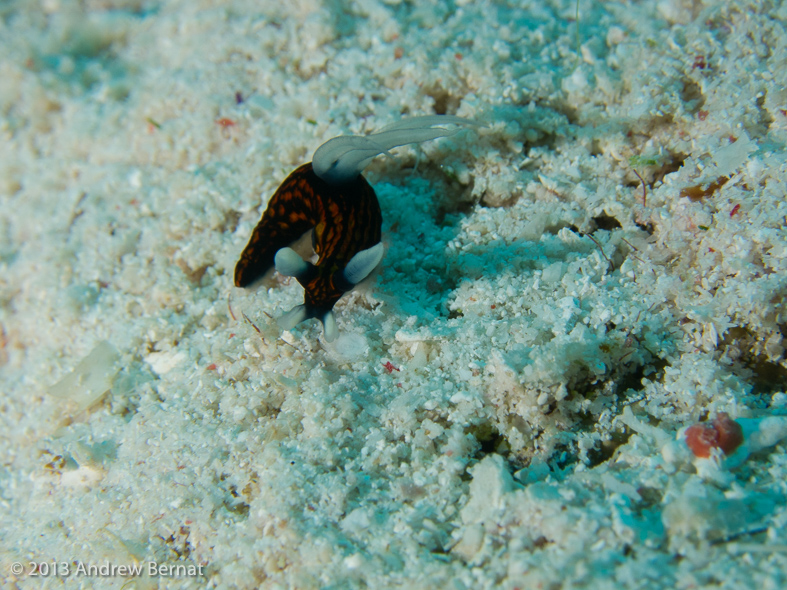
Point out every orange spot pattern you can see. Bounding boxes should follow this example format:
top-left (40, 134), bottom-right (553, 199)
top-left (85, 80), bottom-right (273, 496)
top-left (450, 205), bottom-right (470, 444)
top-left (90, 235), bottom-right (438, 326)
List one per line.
top-left (234, 163), bottom-right (382, 315)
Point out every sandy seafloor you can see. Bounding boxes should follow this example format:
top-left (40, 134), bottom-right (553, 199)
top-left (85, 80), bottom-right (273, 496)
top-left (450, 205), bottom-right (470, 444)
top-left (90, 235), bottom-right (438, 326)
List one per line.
top-left (2, 0), bottom-right (787, 588)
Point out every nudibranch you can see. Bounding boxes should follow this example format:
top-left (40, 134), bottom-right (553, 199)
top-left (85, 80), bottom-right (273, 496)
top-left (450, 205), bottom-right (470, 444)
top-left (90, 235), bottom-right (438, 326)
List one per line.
top-left (234, 115), bottom-right (476, 341)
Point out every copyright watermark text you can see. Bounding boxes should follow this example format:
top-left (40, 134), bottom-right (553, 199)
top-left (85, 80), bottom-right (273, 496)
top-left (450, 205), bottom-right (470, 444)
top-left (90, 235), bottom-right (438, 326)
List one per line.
top-left (10, 560), bottom-right (205, 578)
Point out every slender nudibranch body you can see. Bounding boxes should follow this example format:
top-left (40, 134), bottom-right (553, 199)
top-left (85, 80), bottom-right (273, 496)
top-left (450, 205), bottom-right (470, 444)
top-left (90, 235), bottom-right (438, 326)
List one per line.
top-left (234, 115), bottom-right (477, 341)
top-left (234, 162), bottom-right (383, 338)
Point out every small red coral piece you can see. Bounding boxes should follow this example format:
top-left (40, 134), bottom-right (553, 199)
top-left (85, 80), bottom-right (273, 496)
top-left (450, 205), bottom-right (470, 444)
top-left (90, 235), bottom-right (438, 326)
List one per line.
top-left (685, 412), bottom-right (744, 458)
top-left (685, 424), bottom-right (718, 458)
top-left (713, 412), bottom-right (744, 455)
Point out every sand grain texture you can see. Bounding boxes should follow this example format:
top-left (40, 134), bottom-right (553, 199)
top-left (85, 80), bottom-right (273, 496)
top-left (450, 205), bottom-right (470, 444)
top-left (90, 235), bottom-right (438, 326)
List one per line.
top-left (2, 0), bottom-right (787, 588)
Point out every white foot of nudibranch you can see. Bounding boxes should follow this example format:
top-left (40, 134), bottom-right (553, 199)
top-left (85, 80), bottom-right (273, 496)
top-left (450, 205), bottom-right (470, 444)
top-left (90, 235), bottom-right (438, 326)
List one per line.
top-left (322, 311), bottom-right (338, 343)
top-left (277, 304), bottom-right (308, 331)
top-left (274, 243), bottom-right (384, 342)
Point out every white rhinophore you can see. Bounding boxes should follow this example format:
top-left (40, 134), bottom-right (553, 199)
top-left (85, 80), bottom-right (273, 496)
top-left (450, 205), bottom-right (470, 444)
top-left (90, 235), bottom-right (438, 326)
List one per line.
top-left (343, 243), bottom-right (384, 285)
top-left (274, 247), bottom-right (310, 278)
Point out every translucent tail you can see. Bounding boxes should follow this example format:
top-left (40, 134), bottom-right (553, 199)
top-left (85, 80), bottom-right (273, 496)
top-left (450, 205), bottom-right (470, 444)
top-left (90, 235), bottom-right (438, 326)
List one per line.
top-left (312, 115), bottom-right (480, 184)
